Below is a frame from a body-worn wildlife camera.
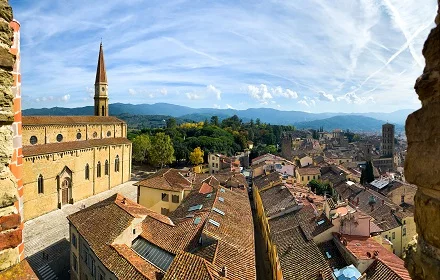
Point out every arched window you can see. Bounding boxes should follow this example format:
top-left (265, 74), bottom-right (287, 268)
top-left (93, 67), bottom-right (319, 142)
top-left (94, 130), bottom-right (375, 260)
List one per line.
top-left (115, 155), bottom-right (120, 172)
top-left (105, 160), bottom-right (109, 175)
top-left (37, 175), bottom-right (44, 194)
top-left (97, 161), bottom-right (101, 178)
top-left (85, 164), bottom-right (90, 180)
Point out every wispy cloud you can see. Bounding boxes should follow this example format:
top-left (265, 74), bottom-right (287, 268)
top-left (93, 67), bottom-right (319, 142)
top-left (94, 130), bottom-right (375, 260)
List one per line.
top-left (11, 0), bottom-right (437, 112)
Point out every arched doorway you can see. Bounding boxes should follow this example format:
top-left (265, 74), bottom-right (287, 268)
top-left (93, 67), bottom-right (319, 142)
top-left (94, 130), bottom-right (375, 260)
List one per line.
top-left (61, 178), bottom-right (71, 205)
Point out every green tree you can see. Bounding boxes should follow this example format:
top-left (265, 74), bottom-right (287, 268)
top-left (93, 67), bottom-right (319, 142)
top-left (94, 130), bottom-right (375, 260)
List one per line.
top-left (210, 116), bottom-right (219, 126)
top-left (132, 134), bottom-right (151, 163)
top-left (166, 118), bottom-right (177, 129)
top-left (255, 118), bottom-right (261, 126)
top-left (149, 132), bottom-right (175, 167)
top-left (189, 147), bottom-right (204, 165)
top-left (361, 161), bottom-right (375, 184)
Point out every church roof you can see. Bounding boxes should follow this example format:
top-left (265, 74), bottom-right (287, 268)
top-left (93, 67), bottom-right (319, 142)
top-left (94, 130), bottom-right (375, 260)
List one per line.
top-left (95, 42), bottom-right (107, 84)
top-left (23, 137), bottom-right (131, 156)
top-left (22, 116), bottom-right (124, 126)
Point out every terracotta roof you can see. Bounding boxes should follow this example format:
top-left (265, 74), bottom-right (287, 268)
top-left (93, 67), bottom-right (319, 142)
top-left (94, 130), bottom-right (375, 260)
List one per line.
top-left (259, 185), bottom-right (299, 217)
top-left (365, 258), bottom-right (409, 280)
top-left (296, 167), bottom-right (321, 175)
top-left (134, 169), bottom-right (193, 192)
top-left (337, 234), bottom-right (411, 280)
top-left (95, 42), bottom-right (107, 84)
top-left (67, 194), bottom-right (147, 280)
top-left (163, 252), bottom-right (226, 280)
top-left (23, 137), bottom-right (131, 157)
top-left (22, 116), bottom-right (123, 125)
top-left (253, 172), bottom-right (282, 190)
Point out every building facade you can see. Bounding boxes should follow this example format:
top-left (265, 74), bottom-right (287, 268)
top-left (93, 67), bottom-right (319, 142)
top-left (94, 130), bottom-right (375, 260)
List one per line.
top-left (21, 43), bottom-right (132, 221)
top-left (381, 123), bottom-right (395, 157)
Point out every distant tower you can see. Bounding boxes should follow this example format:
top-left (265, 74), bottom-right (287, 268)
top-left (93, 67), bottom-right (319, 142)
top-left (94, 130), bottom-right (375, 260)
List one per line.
top-left (381, 123), bottom-right (395, 157)
top-left (94, 42), bottom-right (108, 116)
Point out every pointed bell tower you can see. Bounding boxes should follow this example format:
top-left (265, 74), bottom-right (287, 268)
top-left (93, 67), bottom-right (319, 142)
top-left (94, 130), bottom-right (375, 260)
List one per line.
top-left (94, 42), bottom-right (109, 116)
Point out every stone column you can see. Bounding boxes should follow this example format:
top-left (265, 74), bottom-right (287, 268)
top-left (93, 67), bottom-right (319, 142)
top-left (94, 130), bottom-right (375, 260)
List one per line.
top-left (405, 1), bottom-right (440, 279)
top-left (0, 0), bottom-right (22, 271)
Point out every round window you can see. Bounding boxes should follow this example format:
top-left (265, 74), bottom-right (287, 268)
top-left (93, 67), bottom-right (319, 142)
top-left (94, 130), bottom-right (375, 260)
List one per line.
top-left (107, 131), bottom-right (111, 137)
top-left (30, 136), bottom-right (38, 145)
top-left (56, 134), bottom-right (63, 142)
top-left (93, 132), bottom-right (98, 138)
top-left (76, 132), bottom-right (82, 140)
top-left (101, 86), bottom-right (105, 91)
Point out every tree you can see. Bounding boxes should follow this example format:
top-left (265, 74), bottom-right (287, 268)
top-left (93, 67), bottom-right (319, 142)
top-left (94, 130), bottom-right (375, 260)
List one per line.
top-left (255, 118), bottom-right (261, 126)
top-left (166, 118), bottom-right (177, 129)
top-left (132, 134), bottom-right (151, 163)
top-left (361, 161), bottom-right (375, 184)
top-left (149, 132), bottom-right (175, 167)
top-left (210, 116), bottom-right (219, 126)
top-left (189, 147), bottom-right (204, 165)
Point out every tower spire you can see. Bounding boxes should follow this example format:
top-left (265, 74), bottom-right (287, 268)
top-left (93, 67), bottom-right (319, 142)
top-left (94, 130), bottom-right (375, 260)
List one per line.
top-left (94, 42), bottom-right (109, 116)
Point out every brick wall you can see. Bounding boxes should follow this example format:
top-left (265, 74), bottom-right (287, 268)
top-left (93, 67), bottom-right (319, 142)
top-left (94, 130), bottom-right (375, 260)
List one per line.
top-left (0, 0), bottom-right (22, 271)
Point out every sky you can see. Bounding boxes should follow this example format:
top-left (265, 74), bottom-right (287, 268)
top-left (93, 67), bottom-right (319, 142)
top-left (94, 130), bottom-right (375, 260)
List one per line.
top-left (11, 0), bottom-right (437, 113)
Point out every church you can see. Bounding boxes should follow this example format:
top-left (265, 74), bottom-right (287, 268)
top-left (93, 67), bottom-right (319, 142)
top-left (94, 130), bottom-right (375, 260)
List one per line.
top-left (22, 43), bottom-right (132, 221)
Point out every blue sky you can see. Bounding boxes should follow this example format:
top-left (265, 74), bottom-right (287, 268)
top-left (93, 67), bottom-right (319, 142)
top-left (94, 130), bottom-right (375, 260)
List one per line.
top-left (11, 0), bottom-right (437, 113)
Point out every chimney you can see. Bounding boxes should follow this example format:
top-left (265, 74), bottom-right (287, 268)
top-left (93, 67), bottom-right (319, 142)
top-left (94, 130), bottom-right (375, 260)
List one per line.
top-left (221, 266), bottom-right (227, 277)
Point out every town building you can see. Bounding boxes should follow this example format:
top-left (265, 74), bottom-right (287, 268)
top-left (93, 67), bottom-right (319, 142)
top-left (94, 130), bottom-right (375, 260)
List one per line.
top-left (382, 123), bottom-right (395, 157)
top-left (21, 43), bottom-right (132, 221)
top-left (68, 173), bottom-right (255, 279)
top-left (295, 167), bottom-right (321, 185)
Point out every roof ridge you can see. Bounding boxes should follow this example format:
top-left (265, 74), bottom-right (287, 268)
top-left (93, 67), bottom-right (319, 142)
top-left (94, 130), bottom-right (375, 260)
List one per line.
top-left (373, 257), bottom-right (410, 280)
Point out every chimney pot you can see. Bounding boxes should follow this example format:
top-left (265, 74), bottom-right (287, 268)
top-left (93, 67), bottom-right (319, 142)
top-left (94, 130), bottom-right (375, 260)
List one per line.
top-left (221, 266), bottom-right (227, 277)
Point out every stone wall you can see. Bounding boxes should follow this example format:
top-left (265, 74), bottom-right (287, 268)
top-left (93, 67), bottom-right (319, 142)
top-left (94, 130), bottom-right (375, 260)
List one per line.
top-left (0, 0), bottom-right (23, 271)
top-left (404, 1), bottom-right (440, 279)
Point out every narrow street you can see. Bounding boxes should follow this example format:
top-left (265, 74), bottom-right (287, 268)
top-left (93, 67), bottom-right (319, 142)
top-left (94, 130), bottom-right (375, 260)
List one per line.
top-left (249, 192), bottom-right (272, 280)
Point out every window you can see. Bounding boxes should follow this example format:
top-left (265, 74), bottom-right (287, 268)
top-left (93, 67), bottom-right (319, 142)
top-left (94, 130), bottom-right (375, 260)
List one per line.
top-left (212, 163), bottom-right (215, 167)
top-left (37, 175), bottom-right (44, 194)
top-left (81, 244), bottom-right (87, 261)
top-left (307, 176), bottom-right (310, 181)
top-left (385, 235), bottom-right (388, 240)
top-left (91, 259), bottom-right (96, 276)
top-left (97, 162), bottom-right (101, 178)
top-left (302, 176), bottom-right (304, 181)
top-left (392, 232), bottom-right (395, 239)
top-left (56, 134), bottom-right (63, 142)
top-left (161, 193), bottom-right (169, 202)
top-left (72, 253), bottom-right (78, 272)
top-left (93, 132), bottom-right (98, 138)
top-left (107, 131), bottom-right (111, 137)
top-left (403, 227), bottom-right (406, 236)
top-left (161, 208), bottom-right (169, 215)
top-left (105, 160), bottom-right (109, 175)
top-left (172, 195), bottom-right (179, 203)
top-left (215, 163), bottom-right (218, 168)
top-left (133, 229), bottom-right (136, 235)
top-left (115, 155), bottom-right (120, 172)
top-left (72, 234), bottom-right (77, 248)
top-left (85, 164), bottom-right (90, 180)
top-left (30, 136), bottom-right (38, 145)
top-left (76, 132), bottom-right (82, 140)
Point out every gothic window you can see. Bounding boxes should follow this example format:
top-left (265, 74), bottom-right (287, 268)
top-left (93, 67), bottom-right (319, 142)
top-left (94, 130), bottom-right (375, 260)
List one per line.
top-left (107, 131), bottom-right (111, 137)
top-left (93, 132), bottom-right (98, 138)
top-left (30, 136), bottom-right (38, 145)
top-left (56, 134), bottom-right (63, 142)
top-left (76, 133), bottom-right (82, 140)
top-left (97, 162), bottom-right (101, 178)
top-left (115, 155), bottom-right (120, 172)
top-left (105, 160), bottom-right (109, 175)
top-left (38, 174), bottom-right (44, 193)
top-left (85, 164), bottom-right (90, 180)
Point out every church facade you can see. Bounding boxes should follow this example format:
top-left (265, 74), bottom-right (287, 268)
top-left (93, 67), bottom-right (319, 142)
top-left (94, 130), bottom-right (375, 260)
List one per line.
top-left (22, 43), bottom-right (132, 221)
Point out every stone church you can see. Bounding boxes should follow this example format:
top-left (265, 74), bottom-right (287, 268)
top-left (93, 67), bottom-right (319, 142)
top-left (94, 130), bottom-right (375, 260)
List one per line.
top-left (21, 43), bottom-right (132, 221)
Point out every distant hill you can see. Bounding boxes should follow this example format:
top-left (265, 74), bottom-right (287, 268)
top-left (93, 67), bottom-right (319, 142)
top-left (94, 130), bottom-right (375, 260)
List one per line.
top-left (23, 102), bottom-right (413, 129)
top-left (295, 115), bottom-right (404, 132)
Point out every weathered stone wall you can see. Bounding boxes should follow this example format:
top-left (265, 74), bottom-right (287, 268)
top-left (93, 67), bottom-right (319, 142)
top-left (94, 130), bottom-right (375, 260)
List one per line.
top-left (0, 0), bottom-right (23, 271)
top-left (405, 1), bottom-right (440, 279)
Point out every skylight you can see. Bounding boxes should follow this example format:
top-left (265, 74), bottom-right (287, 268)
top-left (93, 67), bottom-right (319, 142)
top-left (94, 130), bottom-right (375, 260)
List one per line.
top-left (206, 193), bottom-right (212, 198)
top-left (188, 204), bottom-right (203, 212)
top-left (186, 213), bottom-right (195, 218)
top-left (317, 219), bottom-right (325, 225)
top-left (194, 217), bottom-right (201, 225)
top-left (218, 197), bottom-right (224, 202)
top-left (213, 208), bottom-right (225, 216)
top-left (220, 188), bottom-right (225, 193)
top-left (208, 219), bottom-right (220, 227)
top-left (325, 251), bottom-right (332, 259)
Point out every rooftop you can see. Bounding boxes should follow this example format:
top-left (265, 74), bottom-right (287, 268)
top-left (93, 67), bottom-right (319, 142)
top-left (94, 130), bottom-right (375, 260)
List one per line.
top-left (22, 116), bottom-right (124, 126)
top-left (134, 168), bottom-right (193, 192)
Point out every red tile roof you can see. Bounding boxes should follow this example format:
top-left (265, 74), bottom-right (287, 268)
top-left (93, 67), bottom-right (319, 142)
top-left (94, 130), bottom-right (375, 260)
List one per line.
top-left (23, 137), bottom-right (131, 157)
top-left (163, 252), bottom-right (226, 280)
top-left (134, 169), bottom-right (193, 192)
top-left (338, 234), bottom-right (411, 280)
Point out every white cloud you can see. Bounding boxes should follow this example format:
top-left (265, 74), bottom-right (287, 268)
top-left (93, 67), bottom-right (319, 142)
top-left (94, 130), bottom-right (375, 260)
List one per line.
top-left (337, 92), bottom-right (374, 104)
top-left (186, 92), bottom-right (201, 100)
top-left (246, 84), bottom-right (298, 103)
top-left (61, 94), bottom-right (70, 101)
top-left (207, 85), bottom-right (221, 100)
top-left (273, 86), bottom-right (298, 99)
top-left (226, 104), bottom-right (234, 109)
top-left (213, 104), bottom-right (221, 109)
top-left (128, 88), bottom-right (137, 95)
top-left (298, 100), bottom-right (309, 107)
top-left (160, 88), bottom-right (168, 95)
top-left (317, 91), bottom-right (335, 102)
